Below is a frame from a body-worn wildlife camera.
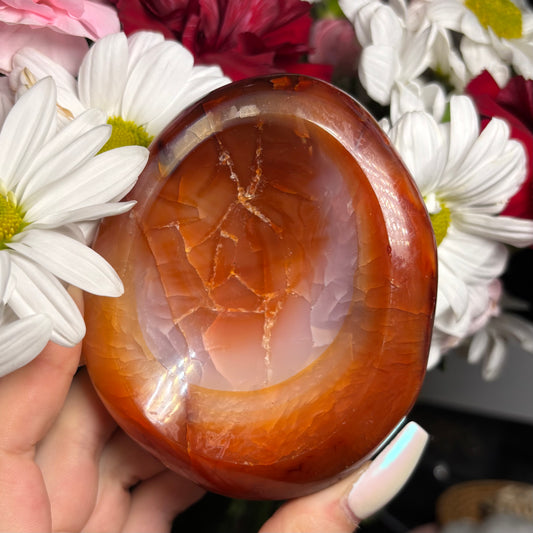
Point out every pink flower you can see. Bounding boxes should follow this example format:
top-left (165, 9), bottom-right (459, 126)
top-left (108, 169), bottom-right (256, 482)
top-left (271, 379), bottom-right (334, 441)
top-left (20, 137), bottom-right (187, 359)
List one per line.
top-left (308, 18), bottom-right (359, 79)
top-left (0, 1), bottom-right (120, 75)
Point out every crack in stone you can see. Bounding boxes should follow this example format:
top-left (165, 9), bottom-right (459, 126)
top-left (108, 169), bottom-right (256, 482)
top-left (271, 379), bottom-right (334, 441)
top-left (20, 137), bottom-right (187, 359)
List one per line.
top-left (150, 117), bottom-right (318, 388)
top-left (203, 120), bottom-right (290, 383)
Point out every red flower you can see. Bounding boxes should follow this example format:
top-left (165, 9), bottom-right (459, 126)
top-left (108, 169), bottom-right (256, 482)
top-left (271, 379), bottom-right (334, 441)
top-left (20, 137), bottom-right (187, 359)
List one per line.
top-left (466, 71), bottom-right (533, 220)
top-left (109, 0), bottom-right (332, 81)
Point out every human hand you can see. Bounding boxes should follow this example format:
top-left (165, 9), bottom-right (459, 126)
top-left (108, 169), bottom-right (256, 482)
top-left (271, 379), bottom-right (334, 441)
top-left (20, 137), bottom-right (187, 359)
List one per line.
top-left (0, 290), bottom-right (428, 533)
top-left (0, 288), bottom-right (205, 532)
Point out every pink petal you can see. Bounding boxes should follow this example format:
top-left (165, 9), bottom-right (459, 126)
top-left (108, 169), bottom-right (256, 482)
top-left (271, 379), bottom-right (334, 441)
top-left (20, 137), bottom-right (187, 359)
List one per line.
top-left (0, 0), bottom-right (119, 39)
top-left (0, 23), bottom-right (89, 74)
top-left (74, 1), bottom-right (121, 39)
top-left (47, 0), bottom-right (85, 18)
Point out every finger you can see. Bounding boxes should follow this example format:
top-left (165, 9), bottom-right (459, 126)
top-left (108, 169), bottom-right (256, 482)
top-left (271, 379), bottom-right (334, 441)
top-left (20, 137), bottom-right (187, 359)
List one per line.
top-left (259, 422), bottom-right (428, 533)
top-left (0, 339), bottom-right (79, 532)
top-left (83, 428), bottom-right (169, 532)
top-left (0, 451), bottom-right (51, 532)
top-left (0, 288), bottom-right (84, 531)
top-left (122, 470), bottom-right (205, 533)
top-left (35, 369), bottom-right (116, 532)
top-left (0, 286), bottom-right (84, 455)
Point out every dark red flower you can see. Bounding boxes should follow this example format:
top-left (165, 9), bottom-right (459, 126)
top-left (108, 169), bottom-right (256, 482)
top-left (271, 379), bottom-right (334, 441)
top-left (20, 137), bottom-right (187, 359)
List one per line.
top-left (467, 71), bottom-right (533, 220)
top-left (109, 0), bottom-right (332, 81)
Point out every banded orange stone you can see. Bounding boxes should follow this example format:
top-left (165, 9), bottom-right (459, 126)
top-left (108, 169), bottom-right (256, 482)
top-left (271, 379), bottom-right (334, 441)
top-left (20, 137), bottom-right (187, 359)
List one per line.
top-left (84, 75), bottom-right (437, 500)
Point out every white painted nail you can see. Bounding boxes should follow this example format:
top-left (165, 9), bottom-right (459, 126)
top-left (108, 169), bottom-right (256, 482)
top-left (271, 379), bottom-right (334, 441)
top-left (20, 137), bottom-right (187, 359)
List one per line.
top-left (347, 421), bottom-right (428, 520)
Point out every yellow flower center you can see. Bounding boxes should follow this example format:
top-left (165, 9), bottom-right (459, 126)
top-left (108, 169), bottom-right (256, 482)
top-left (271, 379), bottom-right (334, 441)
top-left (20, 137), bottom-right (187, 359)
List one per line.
top-left (429, 203), bottom-right (451, 247)
top-left (0, 193), bottom-right (25, 249)
top-left (99, 116), bottom-right (154, 153)
top-left (465, 0), bottom-right (523, 39)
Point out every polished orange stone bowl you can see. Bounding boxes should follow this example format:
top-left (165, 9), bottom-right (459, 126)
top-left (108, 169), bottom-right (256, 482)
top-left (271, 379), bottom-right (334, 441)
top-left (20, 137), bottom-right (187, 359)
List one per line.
top-left (84, 74), bottom-right (437, 500)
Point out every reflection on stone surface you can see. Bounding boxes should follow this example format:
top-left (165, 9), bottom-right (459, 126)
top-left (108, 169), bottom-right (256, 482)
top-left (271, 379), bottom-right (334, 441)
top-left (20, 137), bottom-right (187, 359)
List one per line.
top-left (84, 75), bottom-right (437, 500)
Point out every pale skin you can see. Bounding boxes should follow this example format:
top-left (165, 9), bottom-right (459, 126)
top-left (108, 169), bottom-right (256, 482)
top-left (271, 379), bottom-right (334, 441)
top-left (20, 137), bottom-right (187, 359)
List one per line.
top-left (0, 289), bottom-right (364, 533)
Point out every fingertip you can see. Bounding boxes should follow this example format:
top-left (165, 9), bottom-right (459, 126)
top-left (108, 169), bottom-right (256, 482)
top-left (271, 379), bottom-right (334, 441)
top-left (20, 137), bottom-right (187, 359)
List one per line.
top-left (259, 471), bottom-right (364, 533)
top-left (259, 422), bottom-right (428, 533)
top-left (346, 422), bottom-right (428, 521)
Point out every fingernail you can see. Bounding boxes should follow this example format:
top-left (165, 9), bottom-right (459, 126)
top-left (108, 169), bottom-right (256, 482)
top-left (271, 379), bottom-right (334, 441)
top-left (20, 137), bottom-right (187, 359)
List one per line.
top-left (346, 421), bottom-right (428, 520)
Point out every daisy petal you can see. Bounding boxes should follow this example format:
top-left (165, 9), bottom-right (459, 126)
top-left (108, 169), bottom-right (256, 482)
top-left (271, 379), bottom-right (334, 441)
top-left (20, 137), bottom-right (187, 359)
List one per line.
top-left (10, 47), bottom-right (85, 116)
top-left (127, 31), bottom-right (165, 74)
top-left (8, 255), bottom-right (85, 346)
top-left (467, 328), bottom-right (490, 365)
top-left (18, 118), bottom-right (111, 203)
top-left (24, 145), bottom-right (148, 221)
top-left (427, 340), bottom-right (443, 369)
top-left (445, 95), bottom-right (479, 174)
top-left (460, 37), bottom-right (510, 87)
top-left (34, 201), bottom-right (136, 229)
top-left (78, 32), bottom-right (128, 116)
top-left (121, 41), bottom-right (194, 132)
top-left (0, 251), bottom-right (11, 301)
top-left (425, 0), bottom-right (463, 32)
top-left (8, 229), bottom-right (124, 296)
top-left (453, 117), bottom-right (510, 181)
top-left (455, 213), bottom-right (533, 247)
top-left (0, 76), bottom-right (13, 126)
top-left (495, 314), bottom-right (533, 352)
top-left (145, 66), bottom-right (230, 135)
top-left (444, 124), bottom-right (526, 208)
top-left (349, 1), bottom-right (380, 45)
top-left (0, 313), bottom-right (52, 377)
top-left (440, 228), bottom-right (508, 283)
top-left (481, 333), bottom-right (506, 381)
top-left (358, 44), bottom-right (399, 105)
top-left (509, 40), bottom-right (533, 80)
top-left (390, 110), bottom-right (445, 194)
top-left (177, 73), bottom-right (229, 110)
top-left (369, 3), bottom-right (403, 46)
top-left (0, 77), bottom-right (57, 190)
top-left (401, 26), bottom-right (435, 81)
top-left (436, 260), bottom-right (469, 320)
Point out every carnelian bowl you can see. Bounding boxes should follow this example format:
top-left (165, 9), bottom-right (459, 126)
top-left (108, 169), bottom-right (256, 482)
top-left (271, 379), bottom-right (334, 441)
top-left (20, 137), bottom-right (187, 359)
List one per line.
top-left (84, 75), bottom-right (437, 500)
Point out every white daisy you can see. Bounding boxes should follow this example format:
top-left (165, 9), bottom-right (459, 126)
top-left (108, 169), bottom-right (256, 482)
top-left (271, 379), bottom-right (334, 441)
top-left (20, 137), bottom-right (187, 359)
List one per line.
top-left (424, 0), bottom-right (533, 87)
top-left (426, 21), bottom-right (469, 91)
top-left (0, 77), bottom-right (148, 360)
top-left (389, 78), bottom-right (447, 123)
top-left (466, 287), bottom-right (533, 380)
top-left (9, 31), bottom-right (230, 142)
top-left (468, 312), bottom-right (533, 380)
top-left (340, 0), bottom-right (436, 105)
top-left (387, 94), bottom-right (533, 367)
top-left (0, 252), bottom-right (51, 377)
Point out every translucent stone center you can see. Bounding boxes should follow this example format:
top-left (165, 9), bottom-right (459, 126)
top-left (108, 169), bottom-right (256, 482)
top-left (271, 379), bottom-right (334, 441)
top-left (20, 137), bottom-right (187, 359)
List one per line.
top-left (465, 0), bottom-right (523, 39)
top-left (138, 115), bottom-right (360, 391)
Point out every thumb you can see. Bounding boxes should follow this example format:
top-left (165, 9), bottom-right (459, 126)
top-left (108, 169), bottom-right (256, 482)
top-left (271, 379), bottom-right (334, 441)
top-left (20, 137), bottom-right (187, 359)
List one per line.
top-left (259, 422), bottom-right (428, 533)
